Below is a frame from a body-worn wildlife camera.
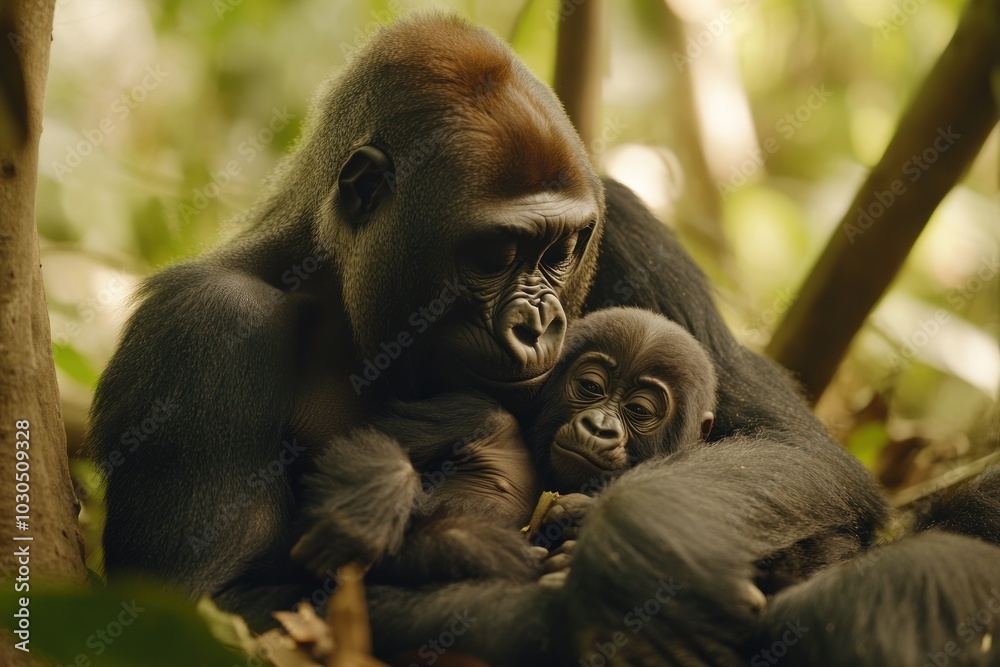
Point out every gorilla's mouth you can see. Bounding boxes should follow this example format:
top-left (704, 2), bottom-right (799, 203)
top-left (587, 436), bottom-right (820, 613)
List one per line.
top-left (550, 439), bottom-right (611, 473)
top-left (465, 366), bottom-right (553, 389)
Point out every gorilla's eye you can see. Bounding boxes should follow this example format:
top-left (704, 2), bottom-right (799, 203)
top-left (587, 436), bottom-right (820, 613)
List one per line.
top-left (568, 362), bottom-right (608, 403)
top-left (541, 232), bottom-right (579, 272)
top-left (623, 390), bottom-right (667, 431)
top-left (625, 402), bottom-right (651, 417)
top-left (468, 239), bottom-right (518, 276)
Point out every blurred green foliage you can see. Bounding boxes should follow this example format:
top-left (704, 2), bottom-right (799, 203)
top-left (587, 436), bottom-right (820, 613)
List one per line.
top-left (1, 585), bottom-right (238, 666)
top-left (40, 0), bottom-right (997, 492)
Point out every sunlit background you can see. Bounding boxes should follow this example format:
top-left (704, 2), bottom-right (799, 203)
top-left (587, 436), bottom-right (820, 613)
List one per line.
top-left (38, 0), bottom-right (998, 570)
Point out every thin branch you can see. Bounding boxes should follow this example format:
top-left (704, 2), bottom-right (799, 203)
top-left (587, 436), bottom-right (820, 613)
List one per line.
top-left (553, 0), bottom-right (604, 153)
top-left (892, 450), bottom-right (1000, 509)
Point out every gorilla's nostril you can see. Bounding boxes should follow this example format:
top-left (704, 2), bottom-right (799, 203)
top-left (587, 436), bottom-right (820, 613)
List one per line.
top-left (513, 324), bottom-right (540, 348)
top-left (580, 413), bottom-right (622, 443)
top-left (495, 292), bottom-right (567, 371)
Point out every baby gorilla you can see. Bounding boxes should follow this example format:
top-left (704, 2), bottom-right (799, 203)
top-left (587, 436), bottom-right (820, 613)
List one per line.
top-left (530, 307), bottom-right (717, 493)
top-left (293, 307), bottom-right (718, 586)
top-left (525, 307), bottom-right (718, 555)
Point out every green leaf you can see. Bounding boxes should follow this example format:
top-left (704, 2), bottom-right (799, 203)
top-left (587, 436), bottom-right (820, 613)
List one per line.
top-left (1, 585), bottom-right (241, 667)
top-left (846, 422), bottom-right (889, 470)
top-left (52, 343), bottom-right (100, 388)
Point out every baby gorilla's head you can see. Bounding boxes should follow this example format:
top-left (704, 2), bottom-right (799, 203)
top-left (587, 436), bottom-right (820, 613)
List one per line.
top-left (529, 307), bottom-right (717, 492)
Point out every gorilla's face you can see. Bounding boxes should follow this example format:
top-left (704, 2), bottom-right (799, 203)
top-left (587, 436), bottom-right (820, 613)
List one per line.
top-left (528, 308), bottom-right (718, 491)
top-left (442, 193), bottom-right (598, 393)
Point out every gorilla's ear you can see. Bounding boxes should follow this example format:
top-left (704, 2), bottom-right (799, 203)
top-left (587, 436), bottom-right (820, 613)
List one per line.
top-left (700, 411), bottom-right (715, 440)
top-left (338, 145), bottom-right (395, 224)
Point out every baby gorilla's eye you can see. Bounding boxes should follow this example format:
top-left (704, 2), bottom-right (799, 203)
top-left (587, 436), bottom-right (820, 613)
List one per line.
top-left (625, 402), bottom-right (651, 418)
top-left (568, 362), bottom-right (609, 403)
top-left (622, 390), bottom-right (666, 432)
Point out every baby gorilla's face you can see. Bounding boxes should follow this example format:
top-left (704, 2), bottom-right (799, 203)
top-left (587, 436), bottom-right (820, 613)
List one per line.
top-left (549, 350), bottom-right (673, 485)
top-left (529, 308), bottom-right (718, 492)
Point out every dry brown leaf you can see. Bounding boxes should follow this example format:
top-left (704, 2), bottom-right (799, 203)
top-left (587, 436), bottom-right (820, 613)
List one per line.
top-left (328, 563), bottom-right (373, 660)
top-left (522, 491), bottom-right (560, 538)
top-left (274, 603), bottom-right (334, 657)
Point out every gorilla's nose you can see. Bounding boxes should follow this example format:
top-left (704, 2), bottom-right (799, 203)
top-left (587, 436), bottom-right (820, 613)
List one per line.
top-left (498, 291), bottom-right (566, 371)
top-left (577, 410), bottom-right (625, 451)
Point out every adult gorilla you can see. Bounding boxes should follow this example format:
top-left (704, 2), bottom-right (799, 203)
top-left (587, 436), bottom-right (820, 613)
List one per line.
top-left (88, 13), bottom-right (886, 665)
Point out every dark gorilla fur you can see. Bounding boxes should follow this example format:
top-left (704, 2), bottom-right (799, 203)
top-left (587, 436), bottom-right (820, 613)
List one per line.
top-left (293, 391), bottom-right (543, 589)
top-left (914, 465), bottom-right (1000, 544)
top-left (750, 467), bottom-right (1000, 667)
top-left (78, 12), bottom-right (941, 667)
top-left (302, 308), bottom-right (720, 590)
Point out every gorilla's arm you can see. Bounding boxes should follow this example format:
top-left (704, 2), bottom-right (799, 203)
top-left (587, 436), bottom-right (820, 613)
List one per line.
top-left (88, 263), bottom-right (308, 618)
top-left (914, 465), bottom-right (1000, 543)
top-left (750, 532), bottom-right (1000, 667)
top-left (375, 392), bottom-right (540, 523)
top-left (367, 393), bottom-right (543, 585)
top-left (367, 581), bottom-right (562, 667)
top-left (748, 466), bottom-right (1000, 667)
top-left (291, 428), bottom-right (422, 578)
top-left (295, 392), bottom-right (541, 586)
top-left (562, 437), bottom-right (882, 662)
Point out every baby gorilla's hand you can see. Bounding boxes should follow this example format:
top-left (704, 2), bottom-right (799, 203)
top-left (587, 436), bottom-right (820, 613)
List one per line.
top-left (529, 492), bottom-right (594, 551)
top-left (543, 539), bottom-right (576, 573)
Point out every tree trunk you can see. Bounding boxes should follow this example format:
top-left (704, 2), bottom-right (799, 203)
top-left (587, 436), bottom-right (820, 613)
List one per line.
top-left (766, 0), bottom-right (1000, 401)
top-left (0, 0), bottom-right (86, 661)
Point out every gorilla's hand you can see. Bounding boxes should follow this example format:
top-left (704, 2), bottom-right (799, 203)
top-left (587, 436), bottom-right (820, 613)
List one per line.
top-left (291, 512), bottom-right (387, 576)
top-left (531, 492), bottom-right (594, 549)
top-left (293, 429), bottom-right (421, 578)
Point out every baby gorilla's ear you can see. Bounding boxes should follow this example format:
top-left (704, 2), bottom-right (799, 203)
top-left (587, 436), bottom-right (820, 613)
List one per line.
top-left (701, 411), bottom-right (715, 439)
